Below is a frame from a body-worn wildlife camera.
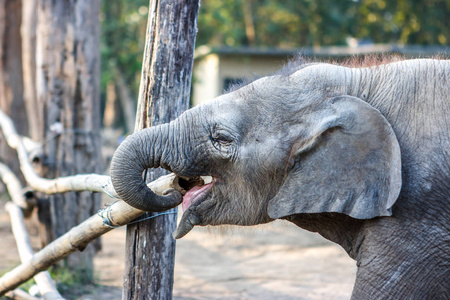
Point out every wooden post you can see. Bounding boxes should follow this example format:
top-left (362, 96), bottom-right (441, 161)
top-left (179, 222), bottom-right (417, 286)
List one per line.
top-left (122, 0), bottom-right (199, 299)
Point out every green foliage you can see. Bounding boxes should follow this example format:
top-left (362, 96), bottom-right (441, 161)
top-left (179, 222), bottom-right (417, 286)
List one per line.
top-left (49, 266), bottom-right (97, 299)
top-left (101, 0), bottom-right (148, 84)
top-left (100, 0), bottom-right (149, 125)
top-left (197, 0), bottom-right (449, 47)
top-left (0, 265), bottom-right (95, 298)
top-left (100, 0), bottom-right (448, 127)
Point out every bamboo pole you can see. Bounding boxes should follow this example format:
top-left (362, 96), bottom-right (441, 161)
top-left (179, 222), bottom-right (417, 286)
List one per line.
top-left (0, 174), bottom-right (176, 296)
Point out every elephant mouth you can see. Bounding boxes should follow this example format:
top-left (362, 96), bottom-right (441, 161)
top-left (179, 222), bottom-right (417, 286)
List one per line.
top-left (177, 176), bottom-right (215, 211)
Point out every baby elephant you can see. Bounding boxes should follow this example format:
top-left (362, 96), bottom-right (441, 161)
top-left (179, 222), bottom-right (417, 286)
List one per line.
top-left (111, 58), bottom-right (449, 299)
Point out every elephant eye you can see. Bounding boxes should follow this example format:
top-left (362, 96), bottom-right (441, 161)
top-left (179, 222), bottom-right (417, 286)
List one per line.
top-left (212, 132), bottom-right (233, 147)
top-left (211, 129), bottom-right (235, 155)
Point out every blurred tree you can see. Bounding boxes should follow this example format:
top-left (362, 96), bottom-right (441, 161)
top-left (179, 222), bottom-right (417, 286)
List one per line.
top-left (196, 0), bottom-right (449, 47)
top-left (101, 0), bottom-right (149, 133)
top-left (0, 0), bottom-right (26, 182)
top-left (101, 0), bottom-right (449, 129)
top-left (21, 0), bottom-right (40, 141)
top-left (355, 0), bottom-right (449, 45)
top-left (35, 0), bottom-right (102, 276)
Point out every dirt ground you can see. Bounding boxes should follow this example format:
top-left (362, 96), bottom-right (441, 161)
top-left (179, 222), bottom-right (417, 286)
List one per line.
top-left (0, 197), bottom-right (357, 300)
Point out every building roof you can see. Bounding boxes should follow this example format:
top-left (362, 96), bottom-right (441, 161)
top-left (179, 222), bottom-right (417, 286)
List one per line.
top-left (194, 44), bottom-right (449, 60)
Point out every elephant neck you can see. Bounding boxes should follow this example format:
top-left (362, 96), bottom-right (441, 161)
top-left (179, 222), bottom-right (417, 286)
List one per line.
top-left (346, 65), bottom-right (382, 107)
top-left (286, 213), bottom-right (364, 260)
top-left (346, 59), bottom-right (447, 118)
top-left (289, 213), bottom-right (448, 298)
top-left (352, 217), bottom-right (449, 299)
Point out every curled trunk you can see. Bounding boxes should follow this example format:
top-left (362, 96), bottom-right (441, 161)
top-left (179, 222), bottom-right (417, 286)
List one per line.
top-left (110, 123), bottom-right (182, 211)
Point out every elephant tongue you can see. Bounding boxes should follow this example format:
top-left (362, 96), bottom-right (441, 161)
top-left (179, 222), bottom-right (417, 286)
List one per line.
top-left (182, 183), bottom-right (212, 211)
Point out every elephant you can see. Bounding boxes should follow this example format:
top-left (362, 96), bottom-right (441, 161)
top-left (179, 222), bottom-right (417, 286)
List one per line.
top-left (110, 58), bottom-right (449, 299)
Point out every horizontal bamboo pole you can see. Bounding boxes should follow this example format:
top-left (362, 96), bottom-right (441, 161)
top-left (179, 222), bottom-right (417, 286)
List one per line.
top-left (0, 174), bottom-right (176, 295)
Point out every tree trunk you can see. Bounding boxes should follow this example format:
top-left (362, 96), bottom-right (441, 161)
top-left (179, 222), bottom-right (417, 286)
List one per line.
top-left (243, 0), bottom-right (256, 45)
top-left (21, 0), bottom-right (40, 142)
top-left (0, 0), bottom-right (26, 180)
top-left (122, 1), bottom-right (199, 299)
top-left (115, 68), bottom-right (136, 134)
top-left (103, 81), bottom-right (117, 129)
top-left (35, 0), bottom-right (102, 274)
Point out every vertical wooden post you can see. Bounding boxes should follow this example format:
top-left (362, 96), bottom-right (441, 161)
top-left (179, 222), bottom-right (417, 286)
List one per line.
top-left (35, 0), bottom-right (102, 273)
top-left (122, 0), bottom-right (199, 299)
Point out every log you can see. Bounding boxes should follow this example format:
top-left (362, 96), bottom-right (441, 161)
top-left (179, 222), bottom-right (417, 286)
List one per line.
top-left (35, 0), bottom-right (103, 266)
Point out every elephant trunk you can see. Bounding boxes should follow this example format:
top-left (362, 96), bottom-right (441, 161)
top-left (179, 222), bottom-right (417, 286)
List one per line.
top-left (110, 123), bottom-right (182, 212)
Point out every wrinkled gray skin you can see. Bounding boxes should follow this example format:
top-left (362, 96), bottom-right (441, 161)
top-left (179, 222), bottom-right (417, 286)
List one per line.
top-left (110, 59), bottom-right (449, 299)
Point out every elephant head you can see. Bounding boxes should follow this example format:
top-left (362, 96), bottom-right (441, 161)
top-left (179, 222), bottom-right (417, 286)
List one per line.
top-left (110, 63), bottom-right (402, 239)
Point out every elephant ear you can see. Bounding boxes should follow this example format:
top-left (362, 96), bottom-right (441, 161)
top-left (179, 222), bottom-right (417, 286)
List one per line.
top-left (268, 95), bottom-right (402, 220)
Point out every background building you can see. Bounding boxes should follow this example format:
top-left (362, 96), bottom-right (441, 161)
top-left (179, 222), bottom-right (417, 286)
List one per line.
top-left (192, 44), bottom-right (448, 106)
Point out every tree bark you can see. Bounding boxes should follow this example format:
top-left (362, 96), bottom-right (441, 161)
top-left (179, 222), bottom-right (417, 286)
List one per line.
top-left (0, 0), bottom-right (26, 180)
top-left (122, 1), bottom-right (199, 299)
top-left (103, 81), bottom-right (116, 129)
top-left (115, 68), bottom-right (136, 134)
top-left (35, 0), bottom-right (102, 273)
top-left (21, 0), bottom-right (40, 142)
top-left (243, 0), bottom-right (256, 45)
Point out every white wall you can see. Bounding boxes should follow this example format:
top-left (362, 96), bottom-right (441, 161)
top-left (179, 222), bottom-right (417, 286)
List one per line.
top-left (192, 54), bottom-right (288, 106)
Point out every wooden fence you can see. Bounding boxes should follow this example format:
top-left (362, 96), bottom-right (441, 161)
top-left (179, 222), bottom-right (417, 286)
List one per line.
top-left (0, 108), bottom-right (178, 297)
